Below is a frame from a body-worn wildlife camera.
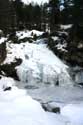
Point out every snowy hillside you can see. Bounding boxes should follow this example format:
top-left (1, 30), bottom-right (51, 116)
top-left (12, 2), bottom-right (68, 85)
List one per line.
top-left (3, 30), bottom-right (73, 86)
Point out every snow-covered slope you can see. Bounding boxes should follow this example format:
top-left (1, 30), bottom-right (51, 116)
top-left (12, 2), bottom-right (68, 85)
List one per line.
top-left (3, 30), bottom-right (73, 86)
top-left (0, 77), bottom-right (48, 125)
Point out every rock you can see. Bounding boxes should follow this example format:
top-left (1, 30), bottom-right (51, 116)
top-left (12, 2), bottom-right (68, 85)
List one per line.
top-left (3, 86), bottom-right (12, 91)
top-left (0, 58), bottom-right (22, 80)
top-left (41, 104), bottom-right (48, 111)
top-left (52, 107), bottom-right (60, 114)
top-left (41, 103), bottom-right (60, 114)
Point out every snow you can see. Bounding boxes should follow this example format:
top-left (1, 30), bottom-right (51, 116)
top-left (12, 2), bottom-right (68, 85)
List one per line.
top-left (0, 77), bottom-right (69, 125)
top-left (16, 30), bottom-right (43, 40)
top-left (0, 29), bottom-right (83, 125)
top-left (4, 41), bottom-right (72, 85)
top-left (56, 43), bottom-right (67, 52)
top-left (2, 29), bottom-right (72, 86)
top-left (21, 0), bottom-right (48, 5)
top-left (0, 77), bottom-right (47, 125)
top-left (3, 30), bottom-right (72, 86)
top-left (0, 37), bottom-right (6, 44)
top-left (61, 104), bottom-right (83, 125)
top-left (24, 85), bottom-right (83, 104)
top-left (47, 112), bottom-right (70, 125)
top-left (60, 24), bottom-right (72, 30)
top-left (52, 36), bottom-right (58, 41)
top-left (0, 77), bottom-right (14, 92)
top-left (0, 77), bottom-right (83, 125)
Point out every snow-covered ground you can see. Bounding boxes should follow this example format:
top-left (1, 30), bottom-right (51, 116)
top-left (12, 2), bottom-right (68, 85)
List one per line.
top-left (0, 77), bottom-right (70, 125)
top-left (0, 76), bottom-right (83, 125)
top-left (0, 30), bottom-right (83, 125)
top-left (61, 103), bottom-right (83, 125)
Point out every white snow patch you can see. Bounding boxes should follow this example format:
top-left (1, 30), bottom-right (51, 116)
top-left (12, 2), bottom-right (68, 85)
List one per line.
top-left (0, 37), bottom-right (7, 44)
top-left (0, 77), bottom-right (15, 92)
top-left (60, 24), bottom-right (72, 30)
top-left (16, 30), bottom-right (43, 40)
top-left (52, 36), bottom-right (58, 41)
top-left (61, 103), bottom-right (83, 125)
top-left (56, 43), bottom-right (67, 52)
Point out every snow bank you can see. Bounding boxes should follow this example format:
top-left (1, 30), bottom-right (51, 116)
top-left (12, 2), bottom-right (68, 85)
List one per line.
top-left (0, 77), bottom-right (69, 125)
top-left (0, 77), bottom-right (47, 125)
top-left (61, 103), bottom-right (83, 125)
top-left (0, 77), bottom-right (15, 92)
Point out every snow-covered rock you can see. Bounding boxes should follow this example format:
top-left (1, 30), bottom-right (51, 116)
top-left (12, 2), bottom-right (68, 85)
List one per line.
top-left (16, 30), bottom-right (43, 40)
top-left (0, 37), bottom-right (7, 44)
top-left (0, 77), bottom-right (15, 92)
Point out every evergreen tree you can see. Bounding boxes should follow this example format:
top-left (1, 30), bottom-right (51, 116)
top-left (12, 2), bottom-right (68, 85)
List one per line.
top-left (33, 4), bottom-right (41, 30)
top-left (49, 0), bottom-right (60, 32)
top-left (41, 3), bottom-right (48, 31)
top-left (68, 0), bottom-right (83, 39)
top-left (13, 0), bottom-right (24, 29)
top-left (73, 0), bottom-right (83, 25)
top-left (61, 0), bottom-right (73, 24)
top-left (0, 0), bottom-right (15, 33)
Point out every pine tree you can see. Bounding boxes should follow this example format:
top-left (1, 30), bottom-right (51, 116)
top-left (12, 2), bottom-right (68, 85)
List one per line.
top-left (73, 0), bottom-right (83, 25)
top-left (13, 0), bottom-right (24, 29)
top-left (61, 0), bottom-right (73, 24)
top-left (0, 0), bottom-right (16, 34)
top-left (69, 0), bottom-right (83, 39)
top-left (49, 0), bottom-right (60, 32)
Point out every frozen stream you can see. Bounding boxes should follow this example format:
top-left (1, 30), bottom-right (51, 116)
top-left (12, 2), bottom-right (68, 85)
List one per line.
top-left (15, 81), bottom-right (83, 107)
